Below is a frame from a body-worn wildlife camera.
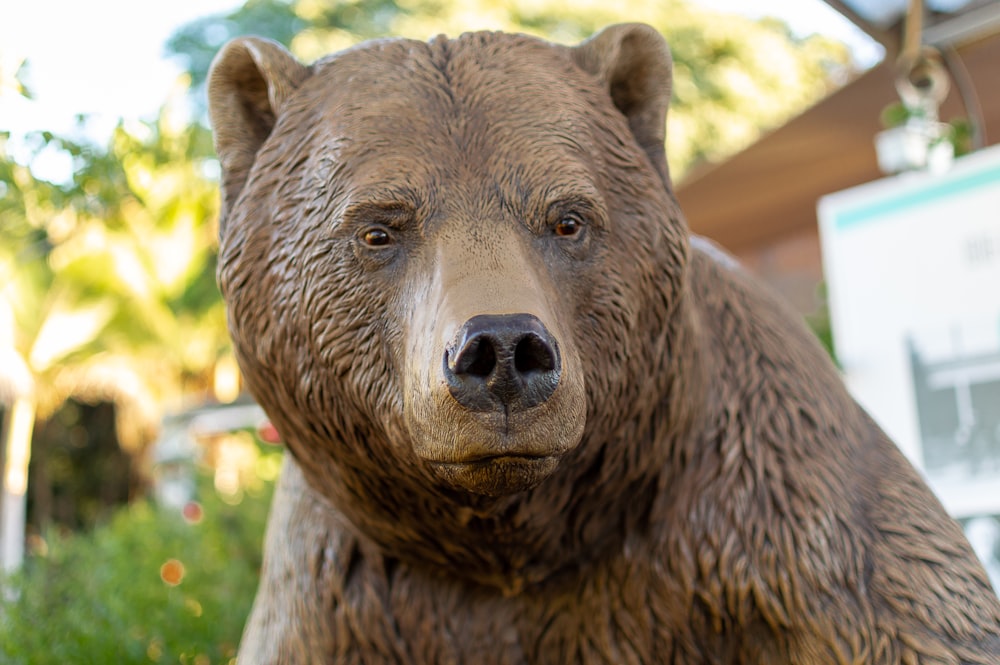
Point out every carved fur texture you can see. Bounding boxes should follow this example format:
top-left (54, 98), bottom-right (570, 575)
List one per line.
top-left (208, 24), bottom-right (1000, 664)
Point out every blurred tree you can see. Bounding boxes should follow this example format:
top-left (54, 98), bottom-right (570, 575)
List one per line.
top-left (1, 91), bottom-right (228, 550)
top-left (167, 0), bottom-right (852, 178)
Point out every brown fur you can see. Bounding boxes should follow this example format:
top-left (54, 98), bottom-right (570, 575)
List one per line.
top-left (207, 24), bottom-right (1000, 664)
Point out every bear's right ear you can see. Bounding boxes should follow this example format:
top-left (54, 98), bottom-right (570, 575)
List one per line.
top-left (207, 37), bottom-right (311, 224)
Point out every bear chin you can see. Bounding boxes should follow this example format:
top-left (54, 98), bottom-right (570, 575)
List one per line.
top-left (427, 454), bottom-right (562, 496)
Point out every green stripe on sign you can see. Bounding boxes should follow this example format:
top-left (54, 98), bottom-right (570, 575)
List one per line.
top-left (834, 164), bottom-right (1000, 230)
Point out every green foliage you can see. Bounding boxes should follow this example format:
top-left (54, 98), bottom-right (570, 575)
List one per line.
top-left (947, 117), bottom-right (974, 157)
top-left (1, 100), bottom-right (227, 421)
top-left (880, 98), bottom-right (974, 158)
top-left (0, 463), bottom-right (275, 664)
top-left (167, 0), bottom-right (852, 178)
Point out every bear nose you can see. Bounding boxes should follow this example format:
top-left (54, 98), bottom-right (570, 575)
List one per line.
top-left (444, 313), bottom-right (561, 412)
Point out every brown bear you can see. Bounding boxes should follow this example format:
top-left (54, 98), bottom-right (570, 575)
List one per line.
top-left (207, 23), bottom-right (1000, 664)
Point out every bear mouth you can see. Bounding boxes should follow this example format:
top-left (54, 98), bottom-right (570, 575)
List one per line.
top-left (427, 453), bottom-right (560, 496)
top-left (435, 451), bottom-right (551, 464)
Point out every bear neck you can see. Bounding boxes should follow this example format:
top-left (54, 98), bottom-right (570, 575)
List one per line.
top-left (286, 291), bottom-right (710, 595)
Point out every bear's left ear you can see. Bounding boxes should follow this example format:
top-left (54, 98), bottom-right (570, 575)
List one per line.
top-left (571, 23), bottom-right (673, 188)
top-left (208, 37), bottom-right (311, 229)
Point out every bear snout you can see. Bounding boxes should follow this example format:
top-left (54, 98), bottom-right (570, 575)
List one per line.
top-left (443, 313), bottom-right (561, 413)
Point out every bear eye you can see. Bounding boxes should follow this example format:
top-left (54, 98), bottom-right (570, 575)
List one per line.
top-left (554, 216), bottom-right (583, 237)
top-left (362, 228), bottom-right (392, 247)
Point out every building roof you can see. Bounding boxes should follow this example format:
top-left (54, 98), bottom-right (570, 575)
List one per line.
top-left (676, 1), bottom-right (1000, 251)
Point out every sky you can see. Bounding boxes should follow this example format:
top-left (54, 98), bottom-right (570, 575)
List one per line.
top-left (1, 0), bottom-right (241, 141)
top-left (1, 0), bottom-right (882, 164)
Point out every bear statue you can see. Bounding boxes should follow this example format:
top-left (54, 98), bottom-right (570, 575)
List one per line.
top-left (207, 22), bottom-right (1000, 664)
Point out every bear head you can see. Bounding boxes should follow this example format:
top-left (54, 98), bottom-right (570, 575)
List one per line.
top-left (209, 24), bottom-right (700, 587)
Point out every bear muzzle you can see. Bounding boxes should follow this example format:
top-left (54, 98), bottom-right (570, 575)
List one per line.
top-left (417, 312), bottom-right (576, 496)
top-left (404, 308), bottom-right (586, 496)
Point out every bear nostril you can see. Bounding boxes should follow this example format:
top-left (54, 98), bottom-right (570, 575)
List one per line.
top-left (514, 334), bottom-right (555, 374)
top-left (454, 337), bottom-right (497, 378)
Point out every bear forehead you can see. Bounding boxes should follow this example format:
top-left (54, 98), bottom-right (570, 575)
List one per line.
top-left (290, 33), bottom-right (616, 166)
top-left (310, 31), bottom-right (588, 106)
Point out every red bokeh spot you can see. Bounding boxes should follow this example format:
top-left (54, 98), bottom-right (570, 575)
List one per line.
top-left (182, 501), bottom-right (203, 524)
top-left (258, 420), bottom-right (282, 445)
top-left (160, 559), bottom-right (185, 586)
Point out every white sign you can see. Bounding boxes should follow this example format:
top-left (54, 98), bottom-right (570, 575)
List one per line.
top-left (818, 144), bottom-right (1000, 520)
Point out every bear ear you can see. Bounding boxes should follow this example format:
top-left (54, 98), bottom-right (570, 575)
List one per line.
top-left (571, 23), bottom-right (673, 187)
top-left (207, 37), bottom-right (311, 225)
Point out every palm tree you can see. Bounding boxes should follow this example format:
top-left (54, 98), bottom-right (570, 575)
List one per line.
top-left (1, 91), bottom-right (228, 572)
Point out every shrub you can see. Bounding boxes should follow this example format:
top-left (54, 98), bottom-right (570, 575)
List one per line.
top-left (0, 449), bottom-right (277, 665)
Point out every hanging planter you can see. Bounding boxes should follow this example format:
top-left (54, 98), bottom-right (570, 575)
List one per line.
top-left (874, 30), bottom-right (972, 175)
top-left (876, 108), bottom-right (948, 175)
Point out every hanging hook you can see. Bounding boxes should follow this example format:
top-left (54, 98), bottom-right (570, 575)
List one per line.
top-left (895, 47), bottom-right (950, 120)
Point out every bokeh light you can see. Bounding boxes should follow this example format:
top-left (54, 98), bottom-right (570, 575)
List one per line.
top-left (182, 501), bottom-right (203, 524)
top-left (160, 558), bottom-right (185, 586)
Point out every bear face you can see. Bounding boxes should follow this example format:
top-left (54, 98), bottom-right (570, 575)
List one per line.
top-left (212, 26), bottom-right (699, 579)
